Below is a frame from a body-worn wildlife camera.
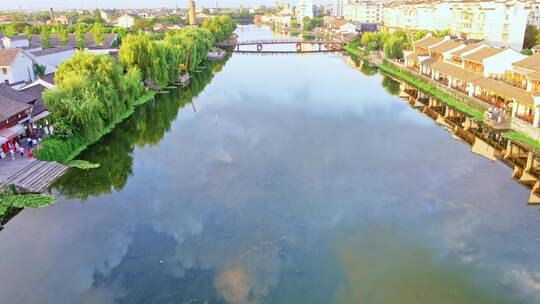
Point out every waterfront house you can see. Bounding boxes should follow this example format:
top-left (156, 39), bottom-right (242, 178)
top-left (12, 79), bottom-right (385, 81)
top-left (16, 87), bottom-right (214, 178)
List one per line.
top-left (428, 39), bottom-right (462, 61)
top-left (412, 34), bottom-right (443, 56)
top-left (461, 46), bottom-right (526, 79)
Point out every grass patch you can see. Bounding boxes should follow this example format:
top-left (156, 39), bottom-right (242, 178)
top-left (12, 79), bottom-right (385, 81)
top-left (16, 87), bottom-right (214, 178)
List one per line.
top-left (377, 61), bottom-right (484, 122)
top-left (502, 131), bottom-right (540, 151)
top-left (67, 160), bottom-right (101, 170)
top-left (36, 91), bottom-right (155, 164)
top-left (344, 43), bottom-right (364, 58)
top-left (0, 187), bottom-right (56, 218)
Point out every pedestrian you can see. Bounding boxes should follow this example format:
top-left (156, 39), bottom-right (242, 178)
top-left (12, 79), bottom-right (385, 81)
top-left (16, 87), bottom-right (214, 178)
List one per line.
top-left (0, 151), bottom-right (5, 160)
top-left (26, 149), bottom-right (33, 158)
top-left (27, 137), bottom-right (32, 148)
top-left (2, 143), bottom-right (7, 153)
top-left (32, 138), bottom-right (37, 148)
top-left (14, 141), bottom-right (20, 151)
top-left (19, 146), bottom-right (24, 158)
top-left (9, 149), bottom-right (15, 160)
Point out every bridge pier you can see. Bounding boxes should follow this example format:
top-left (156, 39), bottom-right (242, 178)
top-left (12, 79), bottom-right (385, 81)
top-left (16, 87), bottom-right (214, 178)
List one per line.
top-left (237, 45), bottom-right (239, 51)
top-left (318, 43), bottom-right (322, 51)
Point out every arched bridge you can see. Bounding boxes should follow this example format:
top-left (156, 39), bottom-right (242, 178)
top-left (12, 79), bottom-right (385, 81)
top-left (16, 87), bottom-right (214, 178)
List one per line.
top-left (216, 39), bottom-right (347, 53)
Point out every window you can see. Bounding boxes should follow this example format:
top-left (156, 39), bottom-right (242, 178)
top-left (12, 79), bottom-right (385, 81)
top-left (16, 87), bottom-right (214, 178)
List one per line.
top-left (1, 68), bottom-right (7, 75)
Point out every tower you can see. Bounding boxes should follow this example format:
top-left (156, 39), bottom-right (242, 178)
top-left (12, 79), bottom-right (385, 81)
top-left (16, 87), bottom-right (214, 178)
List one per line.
top-left (188, 0), bottom-right (197, 26)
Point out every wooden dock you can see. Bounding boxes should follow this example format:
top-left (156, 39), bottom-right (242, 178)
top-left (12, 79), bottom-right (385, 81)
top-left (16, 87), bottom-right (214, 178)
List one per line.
top-left (4, 160), bottom-right (68, 193)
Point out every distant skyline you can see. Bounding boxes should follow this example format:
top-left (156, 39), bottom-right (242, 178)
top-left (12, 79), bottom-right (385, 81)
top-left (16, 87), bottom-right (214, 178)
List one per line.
top-left (0, 0), bottom-right (327, 11)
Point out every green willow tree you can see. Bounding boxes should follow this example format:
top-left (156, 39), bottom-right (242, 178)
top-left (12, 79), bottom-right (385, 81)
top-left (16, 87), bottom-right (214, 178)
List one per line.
top-left (43, 52), bottom-right (144, 139)
top-left (119, 27), bottom-right (214, 87)
top-left (201, 15), bottom-right (236, 43)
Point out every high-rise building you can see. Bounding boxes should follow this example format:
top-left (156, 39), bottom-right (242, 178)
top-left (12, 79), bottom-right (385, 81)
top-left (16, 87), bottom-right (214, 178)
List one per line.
top-left (343, 1), bottom-right (383, 23)
top-left (383, 0), bottom-right (530, 51)
top-left (188, 0), bottom-right (197, 25)
top-left (333, 0), bottom-right (347, 17)
top-left (296, 0), bottom-right (314, 22)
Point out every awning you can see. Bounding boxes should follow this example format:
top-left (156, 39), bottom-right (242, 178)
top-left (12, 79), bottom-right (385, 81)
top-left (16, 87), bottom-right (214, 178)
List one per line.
top-left (30, 111), bottom-right (49, 123)
top-left (511, 68), bottom-right (530, 76)
top-left (9, 124), bottom-right (25, 136)
top-left (0, 126), bottom-right (21, 141)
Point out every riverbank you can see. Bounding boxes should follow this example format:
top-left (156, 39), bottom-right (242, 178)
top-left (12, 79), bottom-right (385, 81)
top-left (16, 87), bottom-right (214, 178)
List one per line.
top-left (345, 46), bottom-right (540, 151)
top-left (36, 91), bottom-right (156, 164)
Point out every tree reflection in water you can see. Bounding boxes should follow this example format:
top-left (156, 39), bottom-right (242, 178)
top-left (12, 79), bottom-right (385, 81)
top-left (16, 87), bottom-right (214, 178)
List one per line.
top-left (53, 57), bottom-right (230, 200)
top-left (382, 75), bottom-right (400, 96)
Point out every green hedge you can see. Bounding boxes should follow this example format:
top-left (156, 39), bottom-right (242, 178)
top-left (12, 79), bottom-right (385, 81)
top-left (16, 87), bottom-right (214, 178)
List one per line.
top-left (502, 131), bottom-right (540, 151)
top-left (377, 61), bottom-right (484, 121)
top-left (36, 91), bottom-right (155, 164)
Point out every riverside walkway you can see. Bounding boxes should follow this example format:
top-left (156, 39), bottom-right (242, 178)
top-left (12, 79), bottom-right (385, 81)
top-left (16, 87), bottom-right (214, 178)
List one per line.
top-left (0, 158), bottom-right (67, 193)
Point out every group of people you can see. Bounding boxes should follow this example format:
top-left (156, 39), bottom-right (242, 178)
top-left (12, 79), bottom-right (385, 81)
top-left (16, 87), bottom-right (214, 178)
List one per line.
top-left (0, 137), bottom-right (39, 161)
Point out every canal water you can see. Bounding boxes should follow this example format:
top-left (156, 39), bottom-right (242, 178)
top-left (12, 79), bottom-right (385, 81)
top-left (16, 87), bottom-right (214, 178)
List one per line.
top-left (1, 25), bottom-right (539, 304)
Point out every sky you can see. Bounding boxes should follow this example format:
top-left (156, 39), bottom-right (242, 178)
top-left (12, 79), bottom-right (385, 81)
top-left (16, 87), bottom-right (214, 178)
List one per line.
top-left (0, 0), bottom-right (326, 11)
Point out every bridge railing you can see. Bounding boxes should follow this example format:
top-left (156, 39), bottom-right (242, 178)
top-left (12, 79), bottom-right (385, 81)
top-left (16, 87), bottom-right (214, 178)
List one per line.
top-left (217, 39), bottom-right (347, 46)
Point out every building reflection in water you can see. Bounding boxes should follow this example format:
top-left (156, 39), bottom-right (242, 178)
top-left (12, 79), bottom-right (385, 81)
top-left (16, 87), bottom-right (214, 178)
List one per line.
top-left (391, 74), bottom-right (540, 208)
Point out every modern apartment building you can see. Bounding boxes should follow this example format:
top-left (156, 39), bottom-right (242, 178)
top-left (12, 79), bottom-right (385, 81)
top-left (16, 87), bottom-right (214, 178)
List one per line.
top-left (383, 0), bottom-right (531, 51)
top-left (296, 0), bottom-right (314, 21)
top-left (343, 1), bottom-right (383, 23)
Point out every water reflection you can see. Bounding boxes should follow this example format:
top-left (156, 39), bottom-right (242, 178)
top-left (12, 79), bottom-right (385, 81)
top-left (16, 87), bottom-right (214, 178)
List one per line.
top-left (53, 58), bottom-right (229, 200)
top-left (0, 25), bottom-right (539, 304)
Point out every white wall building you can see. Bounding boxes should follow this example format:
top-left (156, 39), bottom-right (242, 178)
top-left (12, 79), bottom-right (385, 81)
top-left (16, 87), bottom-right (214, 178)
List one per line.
top-left (2, 36), bottom-right (30, 49)
top-left (383, 0), bottom-right (531, 51)
top-left (115, 14), bottom-right (137, 28)
top-left (30, 46), bottom-right (75, 69)
top-left (0, 49), bottom-right (35, 84)
top-left (333, 0), bottom-right (348, 17)
top-left (343, 1), bottom-right (383, 23)
top-left (296, 0), bottom-right (314, 22)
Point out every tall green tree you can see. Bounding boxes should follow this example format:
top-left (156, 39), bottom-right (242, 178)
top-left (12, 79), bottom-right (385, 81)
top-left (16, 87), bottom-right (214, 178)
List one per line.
top-left (384, 36), bottom-right (404, 59)
top-left (91, 22), bottom-right (105, 45)
top-left (58, 28), bottom-right (69, 46)
top-left (40, 27), bottom-right (51, 48)
top-left (524, 25), bottom-right (540, 49)
top-left (75, 25), bottom-right (86, 49)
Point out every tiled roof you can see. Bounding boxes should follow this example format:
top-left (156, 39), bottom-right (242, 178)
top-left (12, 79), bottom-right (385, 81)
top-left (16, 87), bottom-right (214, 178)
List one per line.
top-left (462, 47), bottom-right (504, 63)
top-left (413, 35), bottom-right (443, 49)
top-left (39, 73), bottom-right (56, 85)
top-left (30, 46), bottom-right (75, 57)
top-left (512, 53), bottom-right (540, 72)
top-left (471, 77), bottom-right (533, 105)
top-left (20, 84), bottom-right (48, 116)
top-left (30, 33), bottom-right (117, 48)
top-left (3, 35), bottom-right (27, 41)
top-left (450, 43), bottom-right (483, 57)
top-left (0, 85), bottom-right (31, 121)
top-left (0, 97), bottom-right (31, 121)
top-left (0, 49), bottom-right (21, 66)
top-left (429, 40), bottom-right (462, 53)
top-left (429, 61), bottom-right (483, 82)
top-left (0, 84), bottom-right (37, 104)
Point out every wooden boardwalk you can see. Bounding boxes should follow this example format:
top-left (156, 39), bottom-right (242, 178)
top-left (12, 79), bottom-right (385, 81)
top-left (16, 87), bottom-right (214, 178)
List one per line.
top-left (3, 159), bottom-right (68, 193)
